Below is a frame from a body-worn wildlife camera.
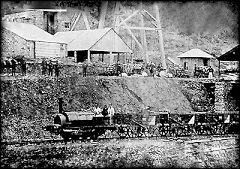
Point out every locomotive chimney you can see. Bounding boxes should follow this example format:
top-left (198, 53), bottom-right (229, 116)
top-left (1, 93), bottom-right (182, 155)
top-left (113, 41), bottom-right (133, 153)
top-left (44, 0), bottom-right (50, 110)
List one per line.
top-left (58, 97), bottom-right (63, 114)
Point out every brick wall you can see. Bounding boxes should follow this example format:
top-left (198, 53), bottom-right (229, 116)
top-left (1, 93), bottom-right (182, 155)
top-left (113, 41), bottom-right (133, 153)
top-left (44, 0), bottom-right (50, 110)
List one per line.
top-left (1, 28), bottom-right (33, 59)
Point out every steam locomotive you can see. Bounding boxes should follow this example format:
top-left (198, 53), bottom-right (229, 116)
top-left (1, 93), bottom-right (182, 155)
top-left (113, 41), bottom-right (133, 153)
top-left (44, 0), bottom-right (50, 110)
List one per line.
top-left (46, 98), bottom-right (239, 141)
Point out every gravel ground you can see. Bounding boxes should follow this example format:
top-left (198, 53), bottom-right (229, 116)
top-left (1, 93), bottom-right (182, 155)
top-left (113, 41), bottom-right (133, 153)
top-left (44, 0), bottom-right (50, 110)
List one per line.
top-left (1, 136), bottom-right (238, 168)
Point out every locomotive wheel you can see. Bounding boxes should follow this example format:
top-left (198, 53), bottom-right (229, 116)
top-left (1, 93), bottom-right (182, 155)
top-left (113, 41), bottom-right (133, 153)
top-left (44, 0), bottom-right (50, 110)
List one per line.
top-left (147, 126), bottom-right (156, 137)
top-left (195, 125), bottom-right (204, 135)
top-left (153, 127), bottom-right (161, 137)
top-left (215, 124), bottom-right (223, 135)
top-left (159, 126), bottom-right (167, 137)
top-left (220, 125), bottom-right (227, 135)
top-left (117, 125), bottom-right (128, 138)
top-left (170, 127), bottom-right (177, 137)
top-left (176, 127), bottom-right (183, 137)
top-left (127, 126), bottom-right (138, 138)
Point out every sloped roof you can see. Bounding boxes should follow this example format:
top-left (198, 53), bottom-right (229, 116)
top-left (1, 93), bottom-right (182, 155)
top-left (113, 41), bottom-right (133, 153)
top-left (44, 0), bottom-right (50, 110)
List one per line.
top-left (167, 56), bottom-right (181, 65)
top-left (2, 21), bottom-right (66, 44)
top-left (177, 48), bottom-right (215, 59)
top-left (217, 45), bottom-right (239, 61)
top-left (54, 28), bottom-right (132, 53)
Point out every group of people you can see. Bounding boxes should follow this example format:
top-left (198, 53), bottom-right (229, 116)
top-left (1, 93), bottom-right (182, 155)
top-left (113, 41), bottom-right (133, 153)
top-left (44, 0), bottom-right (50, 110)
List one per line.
top-left (194, 64), bottom-right (214, 79)
top-left (93, 104), bottom-right (115, 124)
top-left (1, 57), bottom-right (27, 76)
top-left (41, 59), bottom-right (60, 77)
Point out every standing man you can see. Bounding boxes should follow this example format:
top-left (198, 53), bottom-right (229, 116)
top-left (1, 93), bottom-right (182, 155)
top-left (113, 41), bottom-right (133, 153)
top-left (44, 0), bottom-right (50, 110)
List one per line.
top-left (41, 59), bottom-right (47, 75)
top-left (48, 60), bottom-right (53, 76)
top-left (11, 58), bottom-right (16, 76)
top-left (21, 58), bottom-right (27, 76)
top-left (54, 61), bottom-right (60, 77)
top-left (82, 59), bottom-right (88, 77)
top-left (208, 66), bottom-right (214, 79)
top-left (93, 104), bottom-right (102, 115)
top-left (101, 105), bottom-right (108, 117)
top-left (5, 59), bottom-right (11, 74)
top-left (1, 60), bottom-right (5, 74)
top-left (107, 104), bottom-right (115, 125)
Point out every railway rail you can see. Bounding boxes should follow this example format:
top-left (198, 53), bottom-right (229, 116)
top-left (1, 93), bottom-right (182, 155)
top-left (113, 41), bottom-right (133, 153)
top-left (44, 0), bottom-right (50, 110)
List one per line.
top-left (1, 133), bottom-right (238, 146)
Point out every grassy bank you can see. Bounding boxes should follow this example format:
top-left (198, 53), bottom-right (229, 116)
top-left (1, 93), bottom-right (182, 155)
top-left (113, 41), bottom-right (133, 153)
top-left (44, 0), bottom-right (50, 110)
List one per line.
top-left (1, 137), bottom-right (238, 168)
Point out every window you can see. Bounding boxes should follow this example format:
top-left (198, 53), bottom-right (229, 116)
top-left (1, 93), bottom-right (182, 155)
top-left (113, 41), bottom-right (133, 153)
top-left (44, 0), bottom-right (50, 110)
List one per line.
top-left (64, 22), bottom-right (70, 28)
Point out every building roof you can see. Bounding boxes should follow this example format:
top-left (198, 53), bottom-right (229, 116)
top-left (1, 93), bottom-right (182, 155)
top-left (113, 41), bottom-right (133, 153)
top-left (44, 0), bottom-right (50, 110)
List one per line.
top-left (2, 21), bottom-right (66, 44)
top-left (167, 56), bottom-right (181, 65)
top-left (217, 45), bottom-right (239, 61)
top-left (54, 28), bottom-right (132, 53)
top-left (25, 9), bottom-right (67, 12)
top-left (177, 48), bottom-right (215, 59)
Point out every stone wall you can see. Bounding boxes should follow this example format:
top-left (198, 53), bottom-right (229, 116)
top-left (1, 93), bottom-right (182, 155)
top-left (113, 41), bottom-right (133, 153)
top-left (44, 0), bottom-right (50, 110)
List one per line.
top-left (214, 81), bottom-right (239, 113)
top-left (3, 9), bottom-right (99, 34)
top-left (214, 82), bottom-right (225, 113)
top-left (1, 27), bottom-right (33, 58)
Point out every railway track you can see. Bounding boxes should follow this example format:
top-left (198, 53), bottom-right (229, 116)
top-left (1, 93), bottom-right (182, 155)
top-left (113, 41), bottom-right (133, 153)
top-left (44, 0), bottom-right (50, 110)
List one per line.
top-left (2, 133), bottom-right (238, 146)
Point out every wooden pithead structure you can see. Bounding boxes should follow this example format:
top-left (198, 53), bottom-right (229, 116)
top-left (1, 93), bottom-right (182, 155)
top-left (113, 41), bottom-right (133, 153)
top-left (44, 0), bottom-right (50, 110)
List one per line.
top-left (98, 1), bottom-right (167, 70)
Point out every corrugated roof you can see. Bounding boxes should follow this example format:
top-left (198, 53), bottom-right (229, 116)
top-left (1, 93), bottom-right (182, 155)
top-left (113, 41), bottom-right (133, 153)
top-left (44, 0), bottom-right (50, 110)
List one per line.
top-left (54, 28), bottom-right (132, 53)
top-left (177, 48), bottom-right (215, 59)
top-left (55, 28), bottom-right (111, 51)
top-left (2, 21), bottom-right (66, 44)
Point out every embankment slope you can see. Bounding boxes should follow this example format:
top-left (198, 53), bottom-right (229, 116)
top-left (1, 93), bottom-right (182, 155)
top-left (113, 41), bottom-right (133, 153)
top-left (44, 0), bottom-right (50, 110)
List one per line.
top-left (1, 76), bottom-right (211, 141)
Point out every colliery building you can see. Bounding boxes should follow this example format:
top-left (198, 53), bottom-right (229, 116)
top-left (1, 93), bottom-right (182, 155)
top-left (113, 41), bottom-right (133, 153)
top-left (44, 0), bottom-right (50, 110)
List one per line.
top-left (54, 28), bottom-right (132, 63)
top-left (1, 21), bottom-right (67, 59)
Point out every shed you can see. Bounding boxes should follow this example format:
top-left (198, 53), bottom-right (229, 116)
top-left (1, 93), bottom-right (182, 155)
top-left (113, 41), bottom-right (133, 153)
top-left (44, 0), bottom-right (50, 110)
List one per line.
top-left (54, 28), bottom-right (132, 63)
top-left (177, 48), bottom-right (215, 75)
top-left (217, 45), bottom-right (239, 76)
top-left (1, 21), bottom-right (67, 59)
top-left (217, 45), bottom-right (239, 61)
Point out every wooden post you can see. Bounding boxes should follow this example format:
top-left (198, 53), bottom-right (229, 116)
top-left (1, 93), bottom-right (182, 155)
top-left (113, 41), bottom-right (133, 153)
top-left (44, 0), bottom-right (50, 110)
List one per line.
top-left (123, 22), bottom-right (143, 51)
top-left (87, 50), bottom-right (91, 63)
top-left (98, 1), bottom-right (108, 29)
top-left (218, 60), bottom-right (221, 77)
top-left (33, 41), bottom-right (36, 59)
top-left (110, 51), bottom-right (114, 65)
top-left (70, 12), bottom-right (82, 31)
top-left (74, 51), bottom-right (77, 62)
top-left (117, 53), bottom-right (120, 63)
top-left (118, 10), bottom-right (140, 27)
top-left (82, 7), bottom-right (90, 30)
top-left (114, 1), bottom-right (120, 31)
top-left (154, 2), bottom-right (167, 70)
top-left (140, 1), bottom-right (148, 63)
top-left (113, 1), bottom-right (121, 55)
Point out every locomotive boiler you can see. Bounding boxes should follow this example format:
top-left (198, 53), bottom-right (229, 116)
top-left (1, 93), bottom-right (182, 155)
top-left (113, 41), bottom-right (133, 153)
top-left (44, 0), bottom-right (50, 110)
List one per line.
top-left (46, 98), bottom-right (116, 141)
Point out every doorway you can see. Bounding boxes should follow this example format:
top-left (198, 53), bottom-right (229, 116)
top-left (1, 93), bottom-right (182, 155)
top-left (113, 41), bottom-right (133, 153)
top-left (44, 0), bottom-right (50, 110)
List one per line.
top-left (203, 58), bottom-right (209, 66)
